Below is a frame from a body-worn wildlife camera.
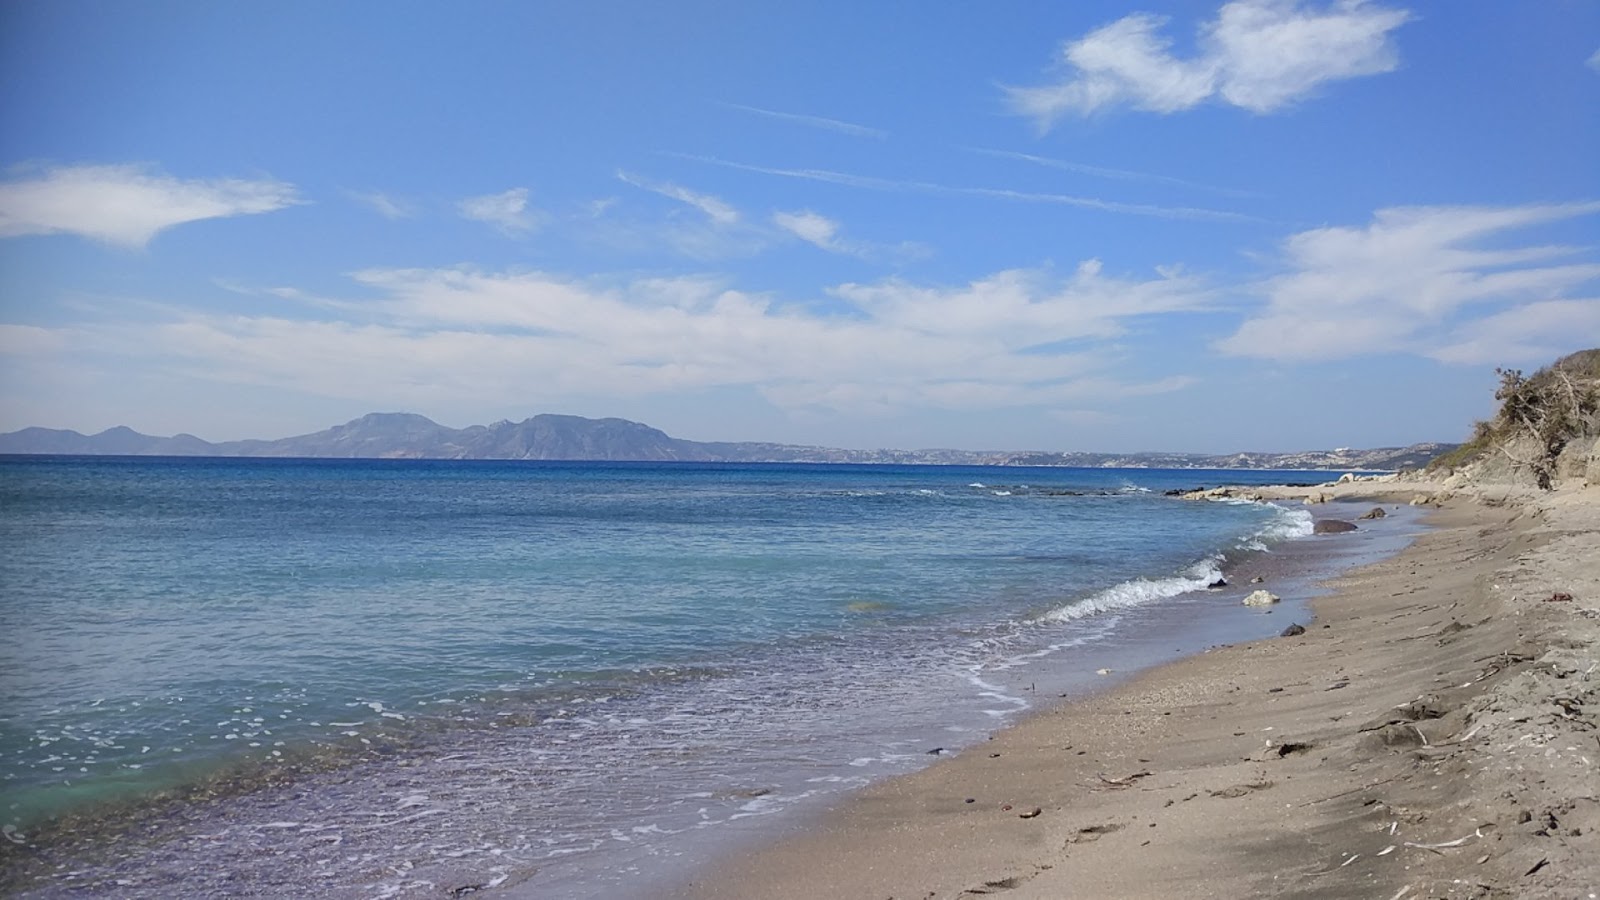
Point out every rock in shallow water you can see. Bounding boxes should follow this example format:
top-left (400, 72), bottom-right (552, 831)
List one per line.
top-left (1243, 589), bottom-right (1281, 607)
top-left (1313, 519), bottom-right (1358, 534)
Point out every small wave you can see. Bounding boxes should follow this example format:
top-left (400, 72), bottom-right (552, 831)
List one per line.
top-left (967, 483), bottom-right (985, 488)
top-left (1033, 557), bottom-right (1222, 624)
top-left (1254, 505), bottom-right (1314, 542)
top-left (992, 490), bottom-right (1012, 497)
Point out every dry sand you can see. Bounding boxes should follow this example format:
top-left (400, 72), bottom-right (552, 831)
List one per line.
top-left (674, 480), bottom-right (1599, 900)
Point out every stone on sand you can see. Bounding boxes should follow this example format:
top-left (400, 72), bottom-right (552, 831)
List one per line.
top-left (1242, 590), bottom-right (1280, 607)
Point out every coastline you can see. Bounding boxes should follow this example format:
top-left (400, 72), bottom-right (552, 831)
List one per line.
top-left (671, 480), bottom-right (1599, 899)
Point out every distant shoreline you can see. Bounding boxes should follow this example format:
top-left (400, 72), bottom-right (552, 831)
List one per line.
top-left (0, 411), bottom-right (1453, 470)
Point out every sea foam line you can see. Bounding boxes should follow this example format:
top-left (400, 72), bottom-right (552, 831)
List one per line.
top-left (1033, 501), bottom-right (1312, 624)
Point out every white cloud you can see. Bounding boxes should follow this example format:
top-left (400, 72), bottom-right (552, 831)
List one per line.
top-left (1216, 202), bottom-right (1600, 363)
top-left (7, 262), bottom-right (1207, 420)
top-left (616, 171), bottom-right (739, 225)
top-left (773, 210), bottom-right (839, 248)
top-left (1005, 0), bottom-right (1410, 125)
top-left (773, 210), bottom-right (861, 257)
top-left (458, 188), bottom-right (537, 234)
top-left (1588, 47), bottom-right (1600, 73)
top-left (721, 103), bottom-right (888, 139)
top-left (350, 190), bottom-right (413, 219)
top-left (1430, 300), bottom-right (1600, 366)
top-left (0, 163), bottom-right (301, 248)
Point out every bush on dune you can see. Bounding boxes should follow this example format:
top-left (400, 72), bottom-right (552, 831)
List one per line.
top-left (1427, 348), bottom-right (1600, 489)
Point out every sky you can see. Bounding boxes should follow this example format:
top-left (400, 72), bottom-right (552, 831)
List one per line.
top-left (1, 1), bottom-right (1598, 453)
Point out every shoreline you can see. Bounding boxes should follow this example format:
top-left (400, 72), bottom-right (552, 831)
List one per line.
top-left (0, 471), bottom-right (1369, 899)
top-left (671, 481), bottom-right (1599, 899)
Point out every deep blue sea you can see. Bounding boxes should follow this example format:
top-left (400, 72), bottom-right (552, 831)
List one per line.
top-left (0, 457), bottom-right (1411, 898)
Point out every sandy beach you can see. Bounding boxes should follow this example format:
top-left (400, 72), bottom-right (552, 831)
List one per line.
top-left (674, 479), bottom-right (1599, 899)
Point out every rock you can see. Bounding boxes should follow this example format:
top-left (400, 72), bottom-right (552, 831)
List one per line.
top-left (1207, 578), bottom-right (1228, 589)
top-left (1302, 491), bottom-right (1329, 504)
top-left (1358, 507), bottom-right (1386, 519)
top-left (1280, 623), bottom-right (1306, 637)
top-left (1095, 667), bottom-right (1112, 675)
top-left (1313, 519), bottom-right (1358, 534)
top-left (1249, 575), bottom-right (1265, 584)
top-left (1243, 590), bottom-right (1281, 607)
top-left (1337, 472), bottom-right (1356, 483)
top-left (1018, 807), bottom-right (1042, 819)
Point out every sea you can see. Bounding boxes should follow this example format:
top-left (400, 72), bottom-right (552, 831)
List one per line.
top-left (0, 456), bottom-right (1423, 898)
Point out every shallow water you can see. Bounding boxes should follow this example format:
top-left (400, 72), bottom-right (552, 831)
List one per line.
top-left (0, 458), bottom-right (1406, 896)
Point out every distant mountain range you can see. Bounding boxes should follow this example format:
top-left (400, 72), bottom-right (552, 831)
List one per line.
top-left (0, 412), bottom-right (1454, 470)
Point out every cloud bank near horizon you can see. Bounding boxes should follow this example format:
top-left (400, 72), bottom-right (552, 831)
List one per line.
top-left (4, 199), bottom-right (1595, 438)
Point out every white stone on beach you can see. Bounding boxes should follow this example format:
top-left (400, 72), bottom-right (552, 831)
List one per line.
top-left (1242, 590), bottom-right (1281, 607)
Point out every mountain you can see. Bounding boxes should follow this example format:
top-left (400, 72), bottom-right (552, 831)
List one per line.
top-left (0, 413), bottom-right (1454, 470)
top-left (0, 425), bottom-right (216, 456)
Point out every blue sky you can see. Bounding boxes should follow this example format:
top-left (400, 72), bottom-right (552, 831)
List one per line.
top-left (1, 1), bottom-right (1597, 452)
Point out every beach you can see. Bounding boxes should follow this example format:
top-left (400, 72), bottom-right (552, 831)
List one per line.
top-left (674, 479), bottom-right (1600, 900)
top-left (2, 465), bottom-right (1594, 898)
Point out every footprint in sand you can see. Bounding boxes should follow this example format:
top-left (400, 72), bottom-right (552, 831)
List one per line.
top-left (1069, 822), bottom-right (1125, 844)
top-left (961, 874), bottom-right (1025, 895)
top-left (1208, 781), bottom-right (1275, 799)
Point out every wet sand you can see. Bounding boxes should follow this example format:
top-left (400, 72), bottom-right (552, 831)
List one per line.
top-left (674, 481), bottom-right (1600, 899)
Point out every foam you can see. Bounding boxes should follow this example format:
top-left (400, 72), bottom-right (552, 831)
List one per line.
top-left (1033, 502), bottom-right (1316, 625)
top-left (1034, 557), bottom-right (1224, 624)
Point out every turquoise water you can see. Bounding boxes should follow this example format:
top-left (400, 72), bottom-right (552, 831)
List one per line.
top-left (0, 457), bottom-right (1350, 896)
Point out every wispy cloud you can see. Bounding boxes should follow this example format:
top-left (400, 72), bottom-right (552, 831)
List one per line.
top-left (349, 190), bottom-right (414, 220)
top-left (969, 147), bottom-right (1254, 197)
top-left (0, 163), bottom-right (301, 248)
top-left (1216, 202), bottom-right (1600, 363)
top-left (615, 170), bottom-right (739, 225)
top-left (1588, 47), bottom-right (1600, 73)
top-left (770, 209), bottom-right (929, 263)
top-left (676, 154), bottom-right (1255, 223)
top-left (458, 188), bottom-right (539, 235)
top-left (721, 102), bottom-right (888, 140)
top-left (1005, 0), bottom-right (1410, 127)
top-left (601, 171), bottom-right (769, 259)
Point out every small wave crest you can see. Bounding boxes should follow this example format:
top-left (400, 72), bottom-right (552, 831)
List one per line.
top-left (1255, 504), bottom-right (1314, 542)
top-left (1033, 557), bottom-right (1223, 624)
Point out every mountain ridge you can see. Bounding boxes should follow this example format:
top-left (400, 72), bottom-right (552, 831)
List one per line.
top-left (0, 413), bottom-right (1452, 470)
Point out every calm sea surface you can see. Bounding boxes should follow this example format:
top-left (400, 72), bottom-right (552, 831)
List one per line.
top-left (0, 457), bottom-right (1403, 897)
